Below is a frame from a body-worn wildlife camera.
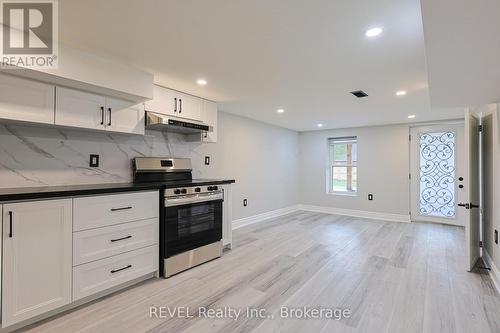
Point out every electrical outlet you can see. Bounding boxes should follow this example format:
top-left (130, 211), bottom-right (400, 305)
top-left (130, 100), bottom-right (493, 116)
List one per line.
top-left (368, 194), bottom-right (374, 201)
top-left (89, 154), bottom-right (99, 167)
top-left (205, 156), bottom-right (210, 165)
top-left (495, 230), bottom-right (498, 245)
top-left (243, 199), bottom-right (248, 207)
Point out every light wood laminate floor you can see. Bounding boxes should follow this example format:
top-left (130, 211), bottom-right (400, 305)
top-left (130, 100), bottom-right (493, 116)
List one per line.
top-left (22, 211), bottom-right (500, 333)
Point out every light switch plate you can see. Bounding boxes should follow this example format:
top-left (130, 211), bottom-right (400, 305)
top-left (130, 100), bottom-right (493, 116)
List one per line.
top-left (205, 156), bottom-right (210, 165)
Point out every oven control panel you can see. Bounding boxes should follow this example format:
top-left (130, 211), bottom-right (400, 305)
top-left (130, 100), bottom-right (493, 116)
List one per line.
top-left (165, 185), bottom-right (220, 197)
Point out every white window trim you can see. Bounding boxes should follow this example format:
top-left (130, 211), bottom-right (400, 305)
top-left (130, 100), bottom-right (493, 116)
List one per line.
top-left (327, 136), bottom-right (358, 195)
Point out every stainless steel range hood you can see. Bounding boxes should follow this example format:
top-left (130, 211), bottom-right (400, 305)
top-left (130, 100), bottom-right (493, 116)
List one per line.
top-left (145, 112), bottom-right (212, 134)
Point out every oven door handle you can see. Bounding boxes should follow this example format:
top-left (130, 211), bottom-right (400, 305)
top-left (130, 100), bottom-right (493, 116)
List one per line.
top-left (165, 192), bottom-right (223, 207)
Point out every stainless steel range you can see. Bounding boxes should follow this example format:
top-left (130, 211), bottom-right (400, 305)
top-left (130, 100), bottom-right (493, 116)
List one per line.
top-left (133, 157), bottom-right (224, 278)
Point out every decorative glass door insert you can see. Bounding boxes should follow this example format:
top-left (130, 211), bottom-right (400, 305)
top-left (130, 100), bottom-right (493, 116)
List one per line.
top-left (419, 131), bottom-right (456, 218)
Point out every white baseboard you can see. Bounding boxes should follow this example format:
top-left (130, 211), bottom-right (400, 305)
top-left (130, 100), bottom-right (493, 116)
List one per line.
top-left (297, 204), bottom-right (411, 223)
top-left (232, 205), bottom-right (301, 230)
top-left (482, 250), bottom-right (500, 294)
top-left (232, 204), bottom-right (411, 230)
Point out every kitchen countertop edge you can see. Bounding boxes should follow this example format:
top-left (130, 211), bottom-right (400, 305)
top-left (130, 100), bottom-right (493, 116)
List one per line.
top-left (0, 180), bottom-right (236, 202)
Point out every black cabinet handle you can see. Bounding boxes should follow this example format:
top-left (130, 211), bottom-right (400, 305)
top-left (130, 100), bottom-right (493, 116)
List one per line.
top-left (179, 99), bottom-right (182, 113)
top-left (110, 235), bottom-right (132, 243)
top-left (110, 264), bottom-right (132, 274)
top-left (174, 98), bottom-right (177, 112)
top-left (8, 211), bottom-right (12, 238)
top-left (108, 108), bottom-right (112, 126)
top-left (100, 106), bottom-right (105, 125)
top-left (110, 206), bottom-right (133, 212)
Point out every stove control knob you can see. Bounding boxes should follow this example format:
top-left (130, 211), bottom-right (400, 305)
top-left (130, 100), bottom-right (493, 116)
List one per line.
top-left (174, 189), bottom-right (181, 195)
top-left (181, 189), bottom-right (188, 194)
top-left (195, 187), bottom-right (201, 193)
top-left (212, 186), bottom-right (219, 191)
top-left (207, 186), bottom-right (214, 191)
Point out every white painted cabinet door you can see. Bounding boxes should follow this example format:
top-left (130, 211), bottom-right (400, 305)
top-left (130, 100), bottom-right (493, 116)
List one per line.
top-left (105, 97), bottom-right (145, 135)
top-left (177, 92), bottom-right (201, 121)
top-left (201, 100), bottom-right (218, 143)
top-left (144, 85), bottom-right (178, 116)
top-left (2, 199), bottom-right (72, 327)
top-left (0, 74), bottom-right (55, 124)
top-left (222, 185), bottom-right (233, 248)
top-left (55, 87), bottom-right (106, 131)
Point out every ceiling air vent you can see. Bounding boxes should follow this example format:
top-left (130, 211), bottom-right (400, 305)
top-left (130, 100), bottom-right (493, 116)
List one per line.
top-left (350, 90), bottom-right (368, 98)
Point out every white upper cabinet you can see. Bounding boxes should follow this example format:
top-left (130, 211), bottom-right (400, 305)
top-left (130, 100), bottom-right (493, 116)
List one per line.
top-left (0, 74), bottom-right (55, 124)
top-left (176, 92), bottom-right (201, 121)
top-left (55, 87), bottom-right (145, 135)
top-left (145, 85), bottom-right (202, 121)
top-left (201, 100), bottom-right (218, 143)
top-left (55, 87), bottom-right (106, 130)
top-left (2, 199), bottom-right (72, 327)
top-left (106, 97), bottom-right (145, 135)
top-left (144, 85), bottom-right (177, 116)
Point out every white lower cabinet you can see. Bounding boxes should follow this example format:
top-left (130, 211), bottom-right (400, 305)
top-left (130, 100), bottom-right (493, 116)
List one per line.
top-left (72, 191), bottom-right (159, 301)
top-left (0, 191), bottom-right (159, 329)
top-left (1, 199), bottom-right (72, 327)
top-left (222, 185), bottom-right (233, 248)
top-left (73, 245), bottom-right (158, 301)
top-left (73, 218), bottom-right (158, 265)
top-left (73, 191), bottom-right (159, 232)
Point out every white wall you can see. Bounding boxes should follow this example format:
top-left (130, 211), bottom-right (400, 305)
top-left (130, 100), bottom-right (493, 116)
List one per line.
top-left (199, 113), bottom-right (300, 220)
top-left (481, 104), bottom-right (500, 270)
top-left (299, 124), bottom-right (410, 216)
top-left (0, 112), bottom-right (300, 221)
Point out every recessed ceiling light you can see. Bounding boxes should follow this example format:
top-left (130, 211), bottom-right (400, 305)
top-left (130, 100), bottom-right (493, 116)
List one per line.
top-left (277, 109), bottom-right (284, 113)
top-left (408, 115), bottom-right (416, 119)
top-left (317, 123), bottom-right (324, 127)
top-left (396, 90), bottom-right (407, 96)
top-left (365, 27), bottom-right (383, 37)
top-left (196, 79), bottom-right (207, 85)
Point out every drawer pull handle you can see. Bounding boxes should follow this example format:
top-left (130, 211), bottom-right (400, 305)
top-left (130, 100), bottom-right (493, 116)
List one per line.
top-left (110, 206), bottom-right (133, 212)
top-left (110, 264), bottom-right (132, 274)
top-left (110, 235), bottom-right (132, 243)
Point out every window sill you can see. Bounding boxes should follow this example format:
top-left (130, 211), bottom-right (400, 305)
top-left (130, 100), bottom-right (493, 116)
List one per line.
top-left (327, 192), bottom-right (358, 197)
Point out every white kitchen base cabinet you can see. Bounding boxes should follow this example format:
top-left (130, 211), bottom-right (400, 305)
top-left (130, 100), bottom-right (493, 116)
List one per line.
top-left (73, 245), bottom-right (158, 301)
top-left (73, 191), bottom-right (159, 231)
top-left (73, 218), bottom-right (158, 265)
top-left (222, 185), bottom-right (233, 248)
top-left (1, 199), bottom-right (72, 328)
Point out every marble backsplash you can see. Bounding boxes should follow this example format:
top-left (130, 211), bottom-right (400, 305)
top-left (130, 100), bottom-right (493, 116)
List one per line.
top-left (0, 123), bottom-right (210, 188)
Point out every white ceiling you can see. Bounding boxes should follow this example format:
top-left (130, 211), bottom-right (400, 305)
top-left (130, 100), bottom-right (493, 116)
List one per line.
top-left (421, 0), bottom-right (500, 109)
top-left (59, 0), bottom-right (465, 131)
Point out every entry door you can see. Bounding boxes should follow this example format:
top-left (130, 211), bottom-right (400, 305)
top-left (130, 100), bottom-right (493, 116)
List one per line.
top-left (464, 110), bottom-right (481, 271)
top-left (410, 124), bottom-right (467, 226)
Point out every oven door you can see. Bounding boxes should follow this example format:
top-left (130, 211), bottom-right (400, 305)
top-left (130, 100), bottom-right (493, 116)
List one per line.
top-left (164, 195), bottom-right (223, 257)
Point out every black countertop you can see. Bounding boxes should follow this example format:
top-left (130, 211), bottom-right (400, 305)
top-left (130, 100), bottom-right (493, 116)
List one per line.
top-left (0, 179), bottom-right (235, 202)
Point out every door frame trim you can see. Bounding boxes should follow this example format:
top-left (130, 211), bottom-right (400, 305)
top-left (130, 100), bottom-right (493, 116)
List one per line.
top-left (408, 120), bottom-right (465, 225)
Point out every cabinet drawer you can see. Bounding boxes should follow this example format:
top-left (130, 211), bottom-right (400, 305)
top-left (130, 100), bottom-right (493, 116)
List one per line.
top-left (73, 245), bottom-right (158, 301)
top-left (73, 191), bottom-right (158, 231)
top-left (73, 218), bottom-right (158, 265)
